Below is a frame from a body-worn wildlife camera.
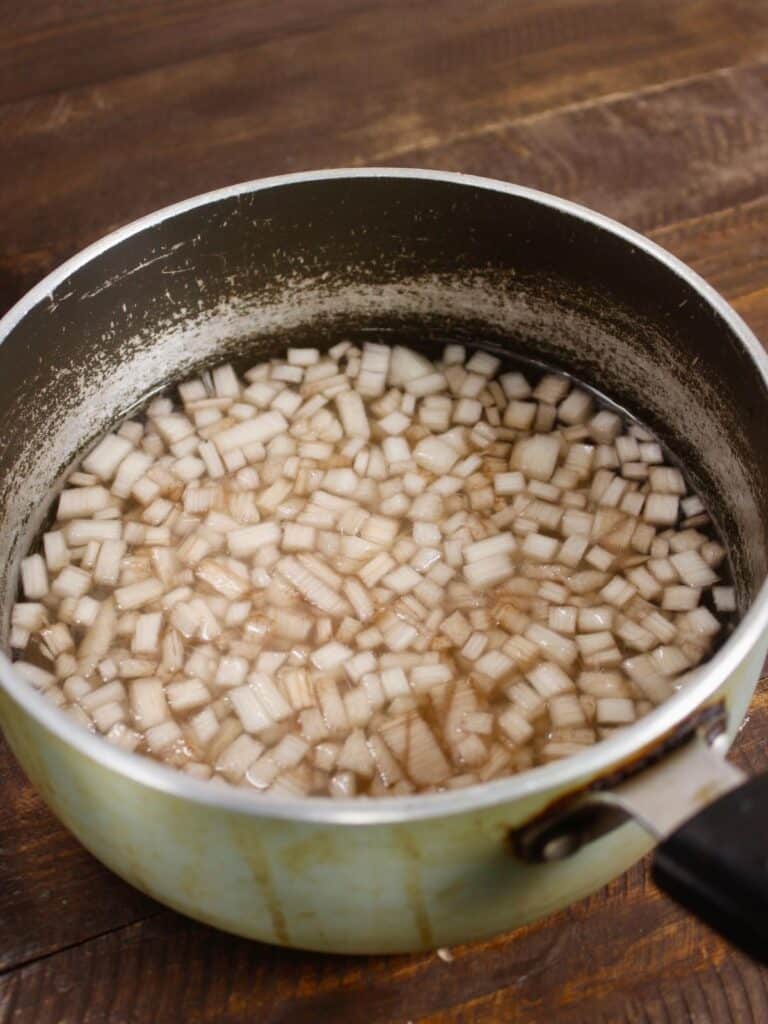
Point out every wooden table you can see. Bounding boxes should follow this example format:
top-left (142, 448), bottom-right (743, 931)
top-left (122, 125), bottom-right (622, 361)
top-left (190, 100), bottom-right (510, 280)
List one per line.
top-left (2, 1), bottom-right (768, 1019)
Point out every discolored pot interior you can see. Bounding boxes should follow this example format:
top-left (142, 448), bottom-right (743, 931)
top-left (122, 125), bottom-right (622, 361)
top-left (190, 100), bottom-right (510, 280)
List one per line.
top-left (1, 171), bottom-right (767, 652)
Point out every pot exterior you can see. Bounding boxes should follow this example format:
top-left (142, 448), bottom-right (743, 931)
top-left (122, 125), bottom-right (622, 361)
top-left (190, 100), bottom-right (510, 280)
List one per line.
top-left (2, 636), bottom-right (764, 954)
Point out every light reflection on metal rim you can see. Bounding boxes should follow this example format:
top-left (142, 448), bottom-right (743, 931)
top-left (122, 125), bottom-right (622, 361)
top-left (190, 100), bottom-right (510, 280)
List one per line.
top-left (1, 166), bottom-right (767, 826)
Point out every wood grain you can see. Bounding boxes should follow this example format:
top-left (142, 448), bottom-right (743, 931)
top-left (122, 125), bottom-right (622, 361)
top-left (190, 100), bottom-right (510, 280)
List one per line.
top-left (2, 1), bottom-right (768, 312)
top-left (1, 682), bottom-right (767, 1024)
top-left (0, 740), bottom-right (157, 972)
top-left (1, 0), bottom-right (768, 1020)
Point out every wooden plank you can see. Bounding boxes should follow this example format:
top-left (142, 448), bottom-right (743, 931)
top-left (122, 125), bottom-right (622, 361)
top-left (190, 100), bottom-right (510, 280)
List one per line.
top-left (386, 62), bottom-right (768, 235)
top-left (1, 681), bottom-right (767, 1023)
top-left (1, 4), bottom-right (768, 309)
top-left (1, 56), bottom-right (767, 323)
top-left (650, 197), bottom-right (768, 341)
top-left (0, 1), bottom-right (370, 103)
top-left (0, 740), bottom-right (157, 971)
top-left (4, 0), bottom-right (768, 109)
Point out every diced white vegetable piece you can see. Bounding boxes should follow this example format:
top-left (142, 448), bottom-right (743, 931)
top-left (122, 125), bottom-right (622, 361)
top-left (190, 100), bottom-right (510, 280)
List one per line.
top-left (58, 485), bottom-right (112, 519)
top-left (132, 612), bottom-right (163, 654)
top-left (329, 771), bottom-right (357, 797)
top-left (463, 532), bottom-right (516, 563)
top-left (558, 389), bottom-right (593, 425)
top-left (623, 655), bottom-right (673, 703)
top-left (111, 451), bottom-right (154, 498)
top-left (196, 559), bottom-right (250, 600)
top-left (311, 641), bottom-right (353, 671)
top-left (230, 684), bottom-right (273, 733)
top-left (271, 734), bottom-right (309, 770)
top-left (463, 710), bottom-right (493, 735)
top-left (216, 734), bottom-right (264, 781)
top-left (189, 706), bottom-right (220, 746)
top-left (405, 372), bottom-right (448, 395)
top-left (453, 398), bottom-right (483, 425)
top-left (335, 390), bottom-right (370, 440)
top-left (167, 678), bottom-right (210, 712)
top-left (598, 577), bottom-right (636, 608)
top-left (316, 677), bottom-right (349, 734)
top-left (381, 667), bottom-right (411, 699)
top-left (522, 533), bottom-right (559, 562)
top-left (669, 550), bottom-right (718, 588)
top-left (549, 695), bottom-right (586, 728)
top-left (91, 700), bottom-right (125, 733)
top-left (493, 471), bottom-right (525, 495)
top-left (14, 662), bottom-right (56, 690)
top-left (475, 650), bottom-right (514, 680)
top-left (503, 400), bottom-right (536, 430)
top-left (82, 433), bottom-right (133, 481)
top-left (662, 586), bottom-right (701, 611)
top-left (443, 344), bottom-right (466, 365)
top-left (464, 555), bottom-right (514, 590)
top-left (344, 651), bottom-right (376, 684)
top-left (115, 577), bottom-right (164, 610)
top-left (93, 539), bottom-right (126, 587)
top-left (146, 720), bottom-right (183, 753)
top-left (130, 678), bottom-right (169, 728)
top-left (65, 519), bottom-right (122, 545)
top-left (43, 531), bottom-right (70, 573)
top-left (498, 707), bottom-right (534, 745)
top-left (413, 436), bottom-right (460, 474)
top-left (337, 730), bottom-right (375, 776)
top-left (226, 523), bottom-right (279, 557)
top-left (681, 606), bottom-right (721, 636)
top-left (388, 346), bottom-right (433, 385)
top-left (382, 565), bottom-right (422, 594)
top-left (513, 434), bottom-right (560, 481)
top-left (247, 673), bottom-right (291, 722)
top-left (356, 343), bottom-right (390, 397)
top-left (12, 602), bottom-right (47, 632)
top-left (383, 620), bottom-right (419, 652)
top-left (214, 411), bottom-right (288, 453)
top-left (526, 661), bottom-right (574, 697)
top-left (644, 493), bottom-right (679, 525)
top-left (465, 351), bottom-right (500, 377)
top-left (410, 663), bottom-right (453, 692)
top-left (712, 586), bottom-right (736, 613)
top-left (407, 717), bottom-right (450, 785)
top-left (596, 698), bottom-right (636, 724)
top-left (497, 371), bottom-right (530, 400)
top-left (287, 347), bottom-right (320, 367)
top-left (53, 566), bottom-right (92, 599)
top-left (21, 554), bottom-right (49, 599)
top-left (278, 556), bottom-right (349, 617)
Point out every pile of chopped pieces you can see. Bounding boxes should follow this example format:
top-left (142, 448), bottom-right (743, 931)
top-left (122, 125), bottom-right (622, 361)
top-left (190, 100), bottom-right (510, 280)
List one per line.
top-left (10, 342), bottom-right (734, 797)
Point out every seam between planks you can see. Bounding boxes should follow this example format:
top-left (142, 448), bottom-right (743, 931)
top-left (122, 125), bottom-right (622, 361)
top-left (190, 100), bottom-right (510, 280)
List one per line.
top-left (0, 908), bottom-right (165, 980)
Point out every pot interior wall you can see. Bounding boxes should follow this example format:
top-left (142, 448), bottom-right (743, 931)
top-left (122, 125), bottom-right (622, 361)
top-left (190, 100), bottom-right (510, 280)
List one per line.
top-left (1, 176), bottom-right (767, 638)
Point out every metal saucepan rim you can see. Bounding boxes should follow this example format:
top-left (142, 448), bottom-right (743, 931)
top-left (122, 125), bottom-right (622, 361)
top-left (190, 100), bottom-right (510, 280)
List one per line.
top-left (1, 167), bottom-right (766, 825)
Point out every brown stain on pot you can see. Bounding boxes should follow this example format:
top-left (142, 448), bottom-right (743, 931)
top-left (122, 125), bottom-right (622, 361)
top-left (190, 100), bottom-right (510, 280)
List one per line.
top-left (282, 829), bottom-right (337, 875)
top-left (232, 823), bottom-right (290, 946)
top-left (396, 829), bottom-right (434, 950)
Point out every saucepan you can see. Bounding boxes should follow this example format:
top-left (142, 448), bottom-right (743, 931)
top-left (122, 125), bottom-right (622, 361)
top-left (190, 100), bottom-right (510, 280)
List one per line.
top-left (1, 169), bottom-right (768, 957)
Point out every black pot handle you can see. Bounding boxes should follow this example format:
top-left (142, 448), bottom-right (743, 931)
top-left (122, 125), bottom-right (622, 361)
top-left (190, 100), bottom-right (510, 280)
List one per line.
top-left (512, 727), bottom-right (768, 963)
top-left (651, 774), bottom-right (768, 963)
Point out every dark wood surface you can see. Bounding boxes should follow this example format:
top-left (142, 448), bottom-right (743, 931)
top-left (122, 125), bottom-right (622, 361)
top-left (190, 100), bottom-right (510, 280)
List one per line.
top-left (1, 2), bottom-right (768, 1020)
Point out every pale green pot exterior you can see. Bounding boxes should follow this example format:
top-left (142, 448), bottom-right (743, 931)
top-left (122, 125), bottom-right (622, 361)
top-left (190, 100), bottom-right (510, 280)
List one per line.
top-left (0, 635), bottom-right (764, 954)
